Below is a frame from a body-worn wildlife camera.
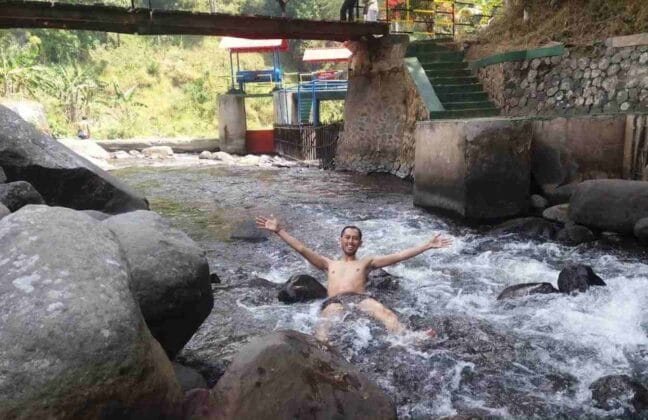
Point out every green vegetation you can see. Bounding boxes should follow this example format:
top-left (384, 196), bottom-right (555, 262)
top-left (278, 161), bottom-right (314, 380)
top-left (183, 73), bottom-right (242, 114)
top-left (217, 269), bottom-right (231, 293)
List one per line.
top-left (0, 0), bottom-right (345, 139)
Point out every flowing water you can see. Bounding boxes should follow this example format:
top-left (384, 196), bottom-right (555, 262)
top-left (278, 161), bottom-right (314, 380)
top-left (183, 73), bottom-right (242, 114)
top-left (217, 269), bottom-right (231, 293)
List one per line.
top-left (113, 159), bottom-right (648, 419)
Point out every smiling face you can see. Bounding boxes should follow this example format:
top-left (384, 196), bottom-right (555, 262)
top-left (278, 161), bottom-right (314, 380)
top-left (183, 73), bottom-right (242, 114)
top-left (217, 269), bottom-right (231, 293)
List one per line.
top-left (339, 227), bottom-right (362, 257)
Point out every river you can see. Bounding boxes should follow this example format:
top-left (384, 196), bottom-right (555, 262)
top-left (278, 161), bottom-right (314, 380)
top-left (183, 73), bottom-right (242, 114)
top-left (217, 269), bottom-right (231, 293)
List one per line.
top-left (113, 159), bottom-right (648, 419)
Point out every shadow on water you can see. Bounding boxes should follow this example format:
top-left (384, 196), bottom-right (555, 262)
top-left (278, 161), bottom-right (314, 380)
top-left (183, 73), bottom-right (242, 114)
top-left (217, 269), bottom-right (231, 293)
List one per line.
top-left (113, 163), bottom-right (648, 419)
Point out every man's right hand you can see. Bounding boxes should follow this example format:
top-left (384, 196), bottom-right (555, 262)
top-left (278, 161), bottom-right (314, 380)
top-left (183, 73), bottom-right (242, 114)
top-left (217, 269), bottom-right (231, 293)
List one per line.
top-left (255, 215), bottom-right (281, 233)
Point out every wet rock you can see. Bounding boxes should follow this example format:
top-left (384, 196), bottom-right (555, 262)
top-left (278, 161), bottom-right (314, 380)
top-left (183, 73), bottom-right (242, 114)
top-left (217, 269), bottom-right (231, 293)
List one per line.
top-left (103, 210), bottom-right (213, 358)
top-left (111, 150), bottom-right (130, 159)
top-left (0, 180), bottom-right (45, 211)
top-left (497, 282), bottom-right (559, 300)
top-left (367, 268), bottom-right (401, 291)
top-left (80, 209), bottom-right (111, 221)
top-left (210, 272), bottom-right (221, 284)
top-left (128, 149), bottom-right (142, 157)
top-left (246, 277), bottom-right (278, 289)
top-left (0, 166), bottom-right (6, 183)
top-left (142, 145), bottom-right (174, 159)
top-left (278, 274), bottom-right (327, 303)
top-left (634, 217), bottom-right (648, 242)
top-left (211, 330), bottom-right (397, 420)
top-left (173, 363), bottom-right (207, 392)
top-left (557, 223), bottom-right (596, 245)
top-left (0, 205), bottom-right (182, 418)
top-left (557, 264), bottom-right (606, 294)
top-left (230, 219), bottom-right (269, 242)
top-left (0, 203), bottom-right (9, 220)
top-left (491, 217), bottom-right (561, 240)
top-left (569, 180), bottom-right (648, 235)
top-left (530, 194), bottom-right (549, 210)
top-left (542, 204), bottom-right (570, 224)
top-left (198, 151), bottom-right (212, 160)
top-left (0, 106), bottom-right (147, 213)
top-left (213, 151), bottom-right (235, 163)
top-left (590, 374), bottom-right (648, 413)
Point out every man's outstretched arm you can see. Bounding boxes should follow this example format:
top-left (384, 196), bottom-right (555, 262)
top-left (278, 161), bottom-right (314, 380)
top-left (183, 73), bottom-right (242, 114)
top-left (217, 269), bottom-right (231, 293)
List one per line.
top-left (256, 215), bottom-right (329, 271)
top-left (368, 234), bottom-right (452, 269)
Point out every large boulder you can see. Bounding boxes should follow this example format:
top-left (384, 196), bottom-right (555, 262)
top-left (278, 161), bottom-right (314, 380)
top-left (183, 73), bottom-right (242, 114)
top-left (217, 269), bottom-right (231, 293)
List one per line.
top-left (569, 180), bottom-right (648, 235)
top-left (277, 274), bottom-right (327, 303)
top-left (211, 330), bottom-right (397, 420)
top-left (0, 180), bottom-right (44, 211)
top-left (0, 203), bottom-right (9, 220)
top-left (103, 210), bottom-right (213, 358)
top-left (590, 374), bottom-right (648, 413)
top-left (497, 282), bottom-right (559, 300)
top-left (0, 105), bottom-right (148, 213)
top-left (0, 205), bottom-right (182, 418)
top-left (557, 264), bottom-right (606, 294)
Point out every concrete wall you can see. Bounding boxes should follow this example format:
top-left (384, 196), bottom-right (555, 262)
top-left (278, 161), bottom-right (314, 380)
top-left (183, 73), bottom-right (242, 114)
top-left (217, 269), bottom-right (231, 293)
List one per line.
top-left (335, 35), bottom-right (428, 179)
top-left (414, 118), bottom-right (532, 220)
top-left (218, 94), bottom-right (247, 154)
top-left (475, 38), bottom-right (648, 117)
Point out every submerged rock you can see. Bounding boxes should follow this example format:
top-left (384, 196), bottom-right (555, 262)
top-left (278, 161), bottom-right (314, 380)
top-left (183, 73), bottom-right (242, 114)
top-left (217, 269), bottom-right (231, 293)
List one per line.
top-left (278, 274), bottom-right (327, 303)
top-left (0, 205), bottom-right (182, 419)
top-left (491, 217), bottom-right (561, 240)
top-left (367, 268), bottom-right (400, 291)
top-left (0, 105), bottom-right (148, 213)
top-left (557, 264), bottom-right (606, 294)
top-left (0, 180), bottom-right (44, 211)
top-left (497, 282), bottom-right (559, 300)
top-left (103, 210), bottom-right (213, 358)
top-left (556, 223), bottom-right (596, 245)
top-left (230, 219), bottom-right (269, 242)
top-left (590, 374), bottom-right (648, 413)
top-left (211, 330), bottom-right (397, 420)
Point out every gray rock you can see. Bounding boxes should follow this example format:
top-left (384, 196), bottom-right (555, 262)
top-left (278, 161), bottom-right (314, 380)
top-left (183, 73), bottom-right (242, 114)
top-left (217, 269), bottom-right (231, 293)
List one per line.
top-left (634, 217), bottom-right (648, 241)
top-left (80, 209), bottom-right (111, 221)
top-left (103, 210), bottom-right (213, 358)
top-left (598, 58), bottom-right (610, 70)
top-left (278, 274), bottom-right (327, 303)
top-left (557, 264), bottom-right (606, 294)
top-left (590, 374), bottom-right (648, 413)
top-left (0, 180), bottom-right (45, 211)
top-left (0, 166), bottom-right (5, 183)
top-left (211, 330), bottom-right (397, 420)
top-left (367, 268), bottom-right (401, 291)
top-left (0, 205), bottom-right (182, 418)
top-left (491, 217), bottom-right (561, 240)
top-left (557, 223), bottom-right (596, 245)
top-left (230, 219), bottom-right (270, 242)
top-left (545, 183), bottom-right (580, 205)
top-left (531, 194), bottom-right (549, 210)
top-left (0, 105), bottom-right (147, 213)
top-left (543, 204), bottom-right (570, 224)
top-left (0, 203), bottom-right (9, 220)
top-left (497, 282), bottom-right (559, 300)
top-left (198, 151), bottom-right (212, 160)
top-left (607, 64), bottom-right (621, 76)
top-left (173, 363), bottom-right (207, 392)
top-left (620, 102), bottom-right (631, 111)
top-left (569, 180), bottom-right (648, 235)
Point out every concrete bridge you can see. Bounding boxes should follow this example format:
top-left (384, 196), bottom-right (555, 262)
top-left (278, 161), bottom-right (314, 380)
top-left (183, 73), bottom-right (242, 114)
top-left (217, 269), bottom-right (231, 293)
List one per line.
top-left (0, 1), bottom-right (388, 40)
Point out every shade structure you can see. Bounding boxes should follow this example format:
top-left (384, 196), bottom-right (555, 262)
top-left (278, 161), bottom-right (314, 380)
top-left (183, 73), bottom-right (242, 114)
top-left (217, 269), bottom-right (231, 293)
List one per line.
top-left (219, 37), bottom-right (288, 53)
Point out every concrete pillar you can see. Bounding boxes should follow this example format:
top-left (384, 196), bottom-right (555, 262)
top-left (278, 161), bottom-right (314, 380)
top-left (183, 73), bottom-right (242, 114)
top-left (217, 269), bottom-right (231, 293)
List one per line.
top-left (218, 94), bottom-right (246, 154)
top-left (273, 91), bottom-right (298, 125)
top-left (414, 118), bottom-right (532, 220)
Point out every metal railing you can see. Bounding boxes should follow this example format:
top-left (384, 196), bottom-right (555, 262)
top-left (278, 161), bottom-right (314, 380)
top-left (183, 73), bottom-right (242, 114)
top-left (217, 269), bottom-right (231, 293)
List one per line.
top-left (273, 122), bottom-right (341, 169)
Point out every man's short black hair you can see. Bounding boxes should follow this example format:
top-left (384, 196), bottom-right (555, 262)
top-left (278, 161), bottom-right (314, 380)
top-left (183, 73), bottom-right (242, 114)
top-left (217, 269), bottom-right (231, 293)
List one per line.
top-left (340, 225), bottom-right (362, 240)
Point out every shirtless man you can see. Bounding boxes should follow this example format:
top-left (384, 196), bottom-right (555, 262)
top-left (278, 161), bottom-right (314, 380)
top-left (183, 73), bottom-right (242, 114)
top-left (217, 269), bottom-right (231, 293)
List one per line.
top-left (256, 215), bottom-right (452, 341)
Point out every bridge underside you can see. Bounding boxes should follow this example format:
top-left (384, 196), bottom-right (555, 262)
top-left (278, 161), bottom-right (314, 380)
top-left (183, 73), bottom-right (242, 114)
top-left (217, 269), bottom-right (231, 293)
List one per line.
top-left (0, 1), bottom-right (389, 41)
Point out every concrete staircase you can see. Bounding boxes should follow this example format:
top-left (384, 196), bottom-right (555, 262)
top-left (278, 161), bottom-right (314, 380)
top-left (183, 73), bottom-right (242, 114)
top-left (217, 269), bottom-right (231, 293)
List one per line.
top-left (406, 40), bottom-right (499, 119)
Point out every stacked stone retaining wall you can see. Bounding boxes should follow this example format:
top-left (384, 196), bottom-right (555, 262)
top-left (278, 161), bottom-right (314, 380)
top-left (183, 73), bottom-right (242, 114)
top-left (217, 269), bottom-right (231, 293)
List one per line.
top-left (476, 38), bottom-right (648, 116)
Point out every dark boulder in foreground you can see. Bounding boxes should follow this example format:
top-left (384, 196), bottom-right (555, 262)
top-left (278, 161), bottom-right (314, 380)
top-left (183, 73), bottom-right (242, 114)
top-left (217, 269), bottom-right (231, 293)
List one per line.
top-left (0, 180), bottom-right (44, 211)
top-left (0, 105), bottom-right (148, 213)
top-left (590, 374), bottom-right (648, 413)
top-left (557, 264), bottom-right (606, 294)
top-left (278, 274), bottom-right (327, 303)
top-left (211, 330), bottom-right (397, 420)
top-left (569, 179), bottom-right (648, 235)
top-left (491, 217), bottom-right (561, 240)
top-left (497, 282), bottom-right (559, 300)
top-left (0, 205), bottom-right (182, 419)
top-left (104, 210), bottom-right (213, 358)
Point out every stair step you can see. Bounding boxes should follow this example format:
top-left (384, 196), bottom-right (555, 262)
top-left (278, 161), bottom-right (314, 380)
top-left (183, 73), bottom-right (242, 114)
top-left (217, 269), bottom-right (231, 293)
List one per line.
top-left (414, 51), bottom-right (465, 62)
top-left (437, 91), bottom-right (490, 102)
top-left (421, 61), bottom-right (469, 71)
top-left (429, 108), bottom-right (500, 119)
top-left (433, 83), bottom-right (485, 94)
top-left (429, 75), bottom-right (480, 85)
top-left (442, 101), bottom-right (498, 111)
top-left (406, 43), bottom-right (456, 55)
top-left (425, 69), bottom-right (473, 78)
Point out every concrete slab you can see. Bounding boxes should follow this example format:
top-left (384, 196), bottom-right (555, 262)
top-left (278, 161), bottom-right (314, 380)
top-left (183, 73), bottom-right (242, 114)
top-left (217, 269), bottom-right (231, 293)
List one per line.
top-left (605, 33), bottom-right (648, 48)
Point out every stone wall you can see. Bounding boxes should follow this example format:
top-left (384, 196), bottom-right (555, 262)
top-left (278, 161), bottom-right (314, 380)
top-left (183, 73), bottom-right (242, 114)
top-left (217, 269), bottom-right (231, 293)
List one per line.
top-left (335, 35), bottom-right (428, 179)
top-left (476, 41), bottom-right (648, 117)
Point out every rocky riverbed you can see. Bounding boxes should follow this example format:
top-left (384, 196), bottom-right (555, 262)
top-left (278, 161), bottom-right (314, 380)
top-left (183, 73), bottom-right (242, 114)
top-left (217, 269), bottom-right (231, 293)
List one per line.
top-left (113, 162), bottom-right (648, 419)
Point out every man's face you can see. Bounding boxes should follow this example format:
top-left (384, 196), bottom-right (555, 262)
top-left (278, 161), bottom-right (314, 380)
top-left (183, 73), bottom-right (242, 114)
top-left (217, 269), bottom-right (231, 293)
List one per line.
top-left (339, 228), bottom-right (362, 256)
